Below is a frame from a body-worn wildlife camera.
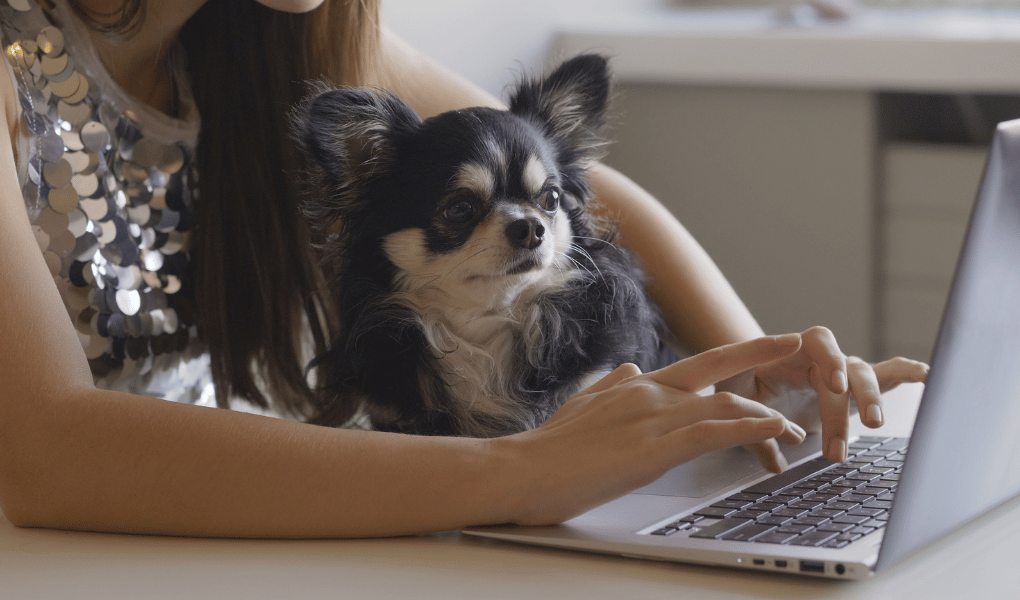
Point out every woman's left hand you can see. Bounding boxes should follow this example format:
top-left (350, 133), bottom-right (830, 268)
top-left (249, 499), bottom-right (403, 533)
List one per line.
top-left (715, 326), bottom-right (929, 471)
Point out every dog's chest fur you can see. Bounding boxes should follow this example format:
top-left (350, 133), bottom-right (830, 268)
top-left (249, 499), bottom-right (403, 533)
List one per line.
top-left (384, 262), bottom-right (606, 436)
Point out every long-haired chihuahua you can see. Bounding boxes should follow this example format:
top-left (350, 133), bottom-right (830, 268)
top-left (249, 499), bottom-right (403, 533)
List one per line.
top-left (291, 55), bottom-right (676, 437)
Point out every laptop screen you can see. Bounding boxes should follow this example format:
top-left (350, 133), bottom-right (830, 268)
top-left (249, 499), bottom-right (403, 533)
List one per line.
top-left (877, 119), bottom-right (1020, 570)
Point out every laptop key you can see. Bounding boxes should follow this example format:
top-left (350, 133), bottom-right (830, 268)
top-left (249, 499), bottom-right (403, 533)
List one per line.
top-left (727, 493), bottom-right (768, 502)
top-left (721, 523), bottom-right (777, 541)
top-left (809, 508), bottom-right (845, 519)
top-left (789, 530), bottom-right (840, 547)
top-left (757, 514), bottom-right (795, 526)
top-left (843, 493), bottom-right (877, 503)
top-left (793, 517), bottom-right (829, 527)
top-left (731, 510), bottom-right (768, 519)
top-left (752, 501), bottom-right (786, 513)
top-left (695, 506), bottom-right (739, 518)
top-left (689, 518), bottom-right (754, 539)
top-left (742, 457), bottom-right (834, 495)
top-left (710, 500), bottom-right (755, 510)
top-left (773, 507), bottom-right (810, 518)
top-left (817, 522), bottom-right (855, 533)
top-left (788, 500), bottom-right (824, 510)
top-left (754, 531), bottom-right (799, 544)
top-left (833, 514), bottom-right (871, 525)
top-left (856, 436), bottom-right (892, 444)
top-left (863, 500), bottom-right (893, 510)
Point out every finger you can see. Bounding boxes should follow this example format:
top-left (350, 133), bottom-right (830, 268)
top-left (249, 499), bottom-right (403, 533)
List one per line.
top-left (648, 334), bottom-right (801, 393)
top-left (659, 416), bottom-right (788, 467)
top-left (582, 363), bottom-right (642, 395)
top-left (811, 363), bottom-right (849, 462)
top-left (873, 357), bottom-right (930, 393)
top-left (659, 392), bottom-right (806, 439)
top-left (801, 326), bottom-right (849, 394)
top-left (847, 357), bottom-right (884, 428)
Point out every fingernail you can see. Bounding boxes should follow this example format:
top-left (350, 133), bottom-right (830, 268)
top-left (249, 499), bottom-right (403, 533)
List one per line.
top-left (775, 333), bottom-right (800, 347)
top-left (866, 404), bottom-right (884, 426)
top-left (828, 438), bottom-right (846, 462)
top-left (832, 369), bottom-right (848, 394)
top-left (789, 422), bottom-right (807, 441)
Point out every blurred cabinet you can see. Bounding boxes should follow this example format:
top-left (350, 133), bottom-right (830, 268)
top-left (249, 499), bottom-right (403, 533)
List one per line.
top-left (604, 85), bottom-right (876, 358)
top-left (602, 86), bottom-right (1015, 362)
top-left (879, 142), bottom-right (988, 361)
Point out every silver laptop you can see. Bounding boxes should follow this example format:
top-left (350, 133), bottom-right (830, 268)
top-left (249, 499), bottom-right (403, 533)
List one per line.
top-left (463, 118), bottom-right (1020, 579)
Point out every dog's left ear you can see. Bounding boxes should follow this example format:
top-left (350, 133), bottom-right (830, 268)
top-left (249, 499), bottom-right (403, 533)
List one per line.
top-left (508, 54), bottom-right (611, 165)
top-left (290, 84), bottom-right (421, 228)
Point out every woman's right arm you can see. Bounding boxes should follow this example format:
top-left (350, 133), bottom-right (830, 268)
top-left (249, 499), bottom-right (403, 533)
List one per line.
top-left (0, 67), bottom-right (802, 538)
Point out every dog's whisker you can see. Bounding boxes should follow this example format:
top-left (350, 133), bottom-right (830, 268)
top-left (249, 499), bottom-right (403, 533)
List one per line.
top-left (572, 235), bottom-right (620, 251)
top-left (567, 243), bottom-right (604, 280)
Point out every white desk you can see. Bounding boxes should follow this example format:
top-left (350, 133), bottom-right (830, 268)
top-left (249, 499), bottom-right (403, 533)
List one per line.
top-left (4, 383), bottom-right (1020, 599)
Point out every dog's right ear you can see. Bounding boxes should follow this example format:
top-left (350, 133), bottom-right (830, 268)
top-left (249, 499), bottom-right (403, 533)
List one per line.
top-left (290, 85), bottom-right (421, 225)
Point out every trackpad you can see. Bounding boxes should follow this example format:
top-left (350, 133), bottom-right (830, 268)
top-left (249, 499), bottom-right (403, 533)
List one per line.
top-left (631, 435), bottom-right (824, 498)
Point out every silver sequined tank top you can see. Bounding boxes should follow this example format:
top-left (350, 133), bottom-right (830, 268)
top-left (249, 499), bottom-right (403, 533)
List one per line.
top-left (2, 0), bottom-right (215, 405)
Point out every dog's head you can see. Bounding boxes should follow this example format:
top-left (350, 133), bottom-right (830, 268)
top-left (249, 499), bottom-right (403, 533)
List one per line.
top-left (291, 54), bottom-right (611, 310)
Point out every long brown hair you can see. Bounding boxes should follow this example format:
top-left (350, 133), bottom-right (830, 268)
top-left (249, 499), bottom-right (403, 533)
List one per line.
top-left (69, 0), bottom-right (380, 418)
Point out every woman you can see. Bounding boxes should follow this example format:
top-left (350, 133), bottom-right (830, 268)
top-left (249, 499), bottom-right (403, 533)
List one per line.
top-left (0, 0), bottom-right (926, 537)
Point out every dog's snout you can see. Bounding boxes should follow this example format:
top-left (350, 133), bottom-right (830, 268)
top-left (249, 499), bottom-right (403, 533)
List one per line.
top-left (505, 217), bottom-right (545, 250)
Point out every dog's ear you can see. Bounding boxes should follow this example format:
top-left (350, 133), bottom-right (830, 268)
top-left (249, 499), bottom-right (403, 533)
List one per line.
top-left (290, 85), bottom-right (421, 226)
top-left (508, 54), bottom-right (610, 165)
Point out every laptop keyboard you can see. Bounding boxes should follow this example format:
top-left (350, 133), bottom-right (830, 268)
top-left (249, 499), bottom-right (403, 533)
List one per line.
top-left (648, 436), bottom-right (906, 549)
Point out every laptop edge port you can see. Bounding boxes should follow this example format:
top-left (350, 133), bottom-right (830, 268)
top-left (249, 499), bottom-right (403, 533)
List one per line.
top-left (799, 560), bottom-right (825, 573)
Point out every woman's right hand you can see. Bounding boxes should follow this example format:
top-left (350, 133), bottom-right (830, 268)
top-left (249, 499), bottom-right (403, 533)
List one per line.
top-left (495, 334), bottom-right (808, 527)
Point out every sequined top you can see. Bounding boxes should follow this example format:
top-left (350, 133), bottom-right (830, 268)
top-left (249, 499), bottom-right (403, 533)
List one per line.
top-left (2, 0), bottom-right (215, 405)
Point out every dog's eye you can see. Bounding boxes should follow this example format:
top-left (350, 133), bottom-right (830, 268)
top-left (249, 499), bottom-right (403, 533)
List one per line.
top-left (538, 189), bottom-right (560, 213)
top-left (444, 200), bottom-right (476, 224)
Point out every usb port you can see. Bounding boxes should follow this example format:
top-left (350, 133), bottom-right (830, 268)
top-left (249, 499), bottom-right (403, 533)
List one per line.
top-left (800, 560), bottom-right (825, 573)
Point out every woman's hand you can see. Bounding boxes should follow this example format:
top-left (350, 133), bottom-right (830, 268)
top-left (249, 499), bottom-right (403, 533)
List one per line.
top-left (495, 334), bottom-right (809, 527)
top-left (715, 326), bottom-right (929, 469)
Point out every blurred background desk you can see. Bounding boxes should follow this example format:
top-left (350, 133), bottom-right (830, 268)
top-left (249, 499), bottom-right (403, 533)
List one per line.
top-left (384, 2), bottom-right (1020, 363)
top-left (5, 384), bottom-right (1020, 599)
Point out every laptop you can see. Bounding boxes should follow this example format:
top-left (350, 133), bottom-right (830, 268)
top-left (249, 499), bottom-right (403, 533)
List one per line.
top-left (463, 118), bottom-right (1020, 579)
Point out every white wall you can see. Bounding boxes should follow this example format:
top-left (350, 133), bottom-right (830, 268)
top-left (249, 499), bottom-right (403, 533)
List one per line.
top-left (380, 0), bottom-right (669, 99)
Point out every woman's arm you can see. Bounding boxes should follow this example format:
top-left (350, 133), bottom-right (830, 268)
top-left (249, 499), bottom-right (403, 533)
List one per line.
top-left (0, 55), bottom-right (514, 537)
top-left (0, 62), bottom-right (798, 535)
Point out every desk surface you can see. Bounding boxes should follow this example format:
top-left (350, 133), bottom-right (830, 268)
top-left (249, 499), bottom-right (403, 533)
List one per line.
top-left (4, 383), bottom-right (1020, 599)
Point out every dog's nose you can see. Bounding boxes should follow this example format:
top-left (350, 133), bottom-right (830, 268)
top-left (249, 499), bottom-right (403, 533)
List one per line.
top-left (505, 217), bottom-right (545, 250)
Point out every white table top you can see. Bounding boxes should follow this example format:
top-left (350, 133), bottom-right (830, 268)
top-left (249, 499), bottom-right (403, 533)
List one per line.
top-left (4, 382), bottom-right (1020, 599)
